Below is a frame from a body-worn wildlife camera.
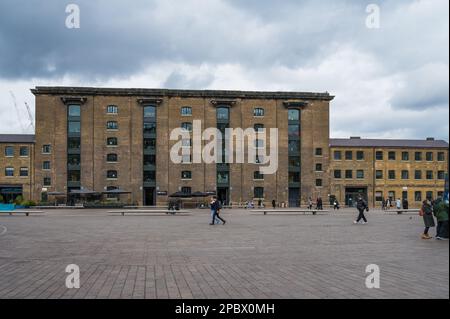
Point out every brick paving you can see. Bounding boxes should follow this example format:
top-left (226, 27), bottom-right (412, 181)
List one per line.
top-left (0, 208), bottom-right (448, 299)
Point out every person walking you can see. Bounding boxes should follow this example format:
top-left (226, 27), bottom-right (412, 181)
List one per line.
top-left (433, 198), bottom-right (449, 240)
top-left (381, 198), bottom-right (386, 211)
top-left (272, 199), bottom-right (276, 209)
top-left (333, 199), bottom-right (340, 210)
top-left (308, 197), bottom-right (313, 210)
top-left (420, 199), bottom-right (435, 239)
top-left (403, 198), bottom-right (409, 210)
top-left (354, 196), bottom-right (369, 224)
top-left (396, 198), bottom-right (402, 210)
top-left (386, 198), bottom-right (391, 210)
top-left (210, 196), bottom-right (226, 226)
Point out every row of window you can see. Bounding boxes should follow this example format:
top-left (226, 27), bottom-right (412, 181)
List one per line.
top-left (333, 150), bottom-right (446, 162)
top-left (3, 167), bottom-right (29, 177)
top-left (376, 191), bottom-right (445, 202)
top-left (333, 169), bottom-right (446, 180)
top-left (3, 146), bottom-right (30, 157)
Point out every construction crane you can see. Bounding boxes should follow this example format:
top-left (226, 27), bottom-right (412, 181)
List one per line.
top-left (9, 91), bottom-right (26, 133)
top-left (24, 102), bottom-right (35, 131)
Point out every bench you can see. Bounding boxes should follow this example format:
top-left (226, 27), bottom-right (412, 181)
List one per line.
top-left (390, 209), bottom-right (420, 215)
top-left (251, 209), bottom-right (330, 215)
top-left (123, 206), bottom-right (167, 209)
top-left (108, 209), bottom-right (192, 216)
top-left (0, 210), bottom-right (45, 217)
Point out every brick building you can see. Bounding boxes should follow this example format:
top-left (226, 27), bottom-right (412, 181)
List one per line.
top-left (330, 137), bottom-right (449, 208)
top-left (0, 134), bottom-right (35, 203)
top-left (30, 87), bottom-right (334, 206)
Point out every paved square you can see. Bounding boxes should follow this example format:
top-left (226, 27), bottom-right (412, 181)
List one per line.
top-left (0, 208), bottom-right (448, 299)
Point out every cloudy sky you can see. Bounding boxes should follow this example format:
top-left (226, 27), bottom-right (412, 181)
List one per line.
top-left (0, 0), bottom-right (448, 140)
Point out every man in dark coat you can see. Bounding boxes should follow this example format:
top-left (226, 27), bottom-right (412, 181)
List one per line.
top-left (421, 200), bottom-right (435, 239)
top-left (210, 196), bottom-right (226, 226)
top-left (354, 196), bottom-right (369, 224)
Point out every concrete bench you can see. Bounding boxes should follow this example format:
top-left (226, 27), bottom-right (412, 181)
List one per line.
top-left (251, 209), bottom-right (330, 215)
top-left (108, 209), bottom-right (192, 216)
top-left (390, 209), bottom-right (420, 215)
top-left (0, 210), bottom-right (45, 217)
top-left (123, 206), bottom-right (167, 209)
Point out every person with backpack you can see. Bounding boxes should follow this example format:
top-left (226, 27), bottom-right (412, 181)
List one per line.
top-left (210, 196), bottom-right (226, 226)
top-left (354, 196), bottom-right (369, 224)
top-left (420, 199), bottom-right (435, 239)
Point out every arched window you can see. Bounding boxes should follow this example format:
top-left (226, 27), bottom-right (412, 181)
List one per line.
top-left (107, 121), bottom-right (118, 130)
top-left (107, 137), bottom-right (118, 146)
top-left (181, 106), bottom-right (192, 116)
top-left (107, 170), bottom-right (118, 179)
top-left (107, 105), bottom-right (118, 114)
top-left (253, 108), bottom-right (265, 117)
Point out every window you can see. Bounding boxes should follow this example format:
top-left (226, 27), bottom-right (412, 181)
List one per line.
top-left (334, 170), bottom-right (342, 179)
top-left (5, 167), bottom-right (14, 176)
top-left (315, 163), bottom-right (323, 172)
top-left (181, 122), bottom-right (193, 132)
top-left (289, 172), bottom-right (300, 183)
top-left (68, 137), bottom-right (80, 149)
top-left (182, 138), bottom-right (192, 147)
top-left (375, 191), bottom-right (383, 202)
top-left (415, 152), bottom-right (422, 161)
top-left (255, 139), bottom-right (264, 148)
top-left (376, 170), bottom-right (383, 179)
top-left (107, 154), bottom-right (118, 162)
top-left (254, 171), bottom-right (264, 180)
top-left (217, 107), bottom-right (229, 121)
top-left (182, 154), bottom-right (191, 164)
top-left (426, 191), bottom-right (433, 200)
top-left (345, 170), bottom-right (353, 179)
top-left (388, 170), bottom-right (396, 180)
top-left (68, 121), bottom-right (81, 133)
top-left (356, 170), bottom-right (364, 179)
top-left (402, 152), bottom-right (409, 161)
top-left (401, 170), bottom-right (409, 180)
top-left (144, 155), bottom-right (156, 166)
top-left (144, 106), bottom-right (156, 118)
top-left (334, 151), bottom-right (342, 160)
top-left (181, 187), bottom-right (192, 195)
top-left (217, 172), bottom-right (229, 184)
top-left (20, 146), bottom-right (29, 157)
top-left (345, 151), bottom-right (352, 160)
top-left (181, 107), bottom-right (192, 116)
top-left (438, 171), bottom-right (445, 180)
top-left (107, 121), bottom-right (118, 130)
top-left (144, 171), bottom-right (156, 182)
top-left (289, 141), bottom-right (300, 153)
top-left (426, 152), bottom-right (433, 161)
top-left (253, 108), bottom-right (265, 117)
top-left (415, 191), bottom-right (422, 202)
top-left (375, 151), bottom-right (383, 160)
top-left (255, 155), bottom-right (264, 164)
top-left (388, 151), bottom-right (396, 160)
top-left (107, 170), bottom-right (118, 179)
top-left (438, 191), bottom-right (444, 198)
top-left (437, 152), bottom-right (445, 161)
top-left (288, 124), bottom-right (300, 138)
top-left (107, 137), bottom-right (118, 146)
top-left (288, 109), bottom-right (300, 121)
top-left (68, 104), bottom-right (81, 117)
top-left (289, 156), bottom-right (300, 168)
top-left (316, 179), bottom-right (323, 187)
top-left (67, 154), bottom-right (80, 165)
top-left (356, 151), bottom-right (364, 160)
top-left (43, 161), bottom-right (51, 170)
top-left (254, 124), bottom-right (264, 132)
top-left (426, 171), bottom-right (433, 180)
top-left (181, 171), bottom-right (192, 179)
top-left (254, 187), bottom-right (264, 199)
top-left (20, 167), bottom-right (28, 177)
top-left (68, 170), bottom-right (80, 182)
top-left (415, 170), bottom-right (422, 180)
top-left (388, 191), bottom-right (395, 201)
top-left (144, 122), bottom-right (157, 134)
top-left (42, 144), bottom-right (51, 154)
top-left (43, 177), bottom-right (51, 186)
top-left (315, 148), bottom-right (323, 156)
top-left (5, 146), bottom-right (14, 157)
top-left (107, 105), bottom-right (118, 114)
top-left (144, 138), bottom-right (156, 150)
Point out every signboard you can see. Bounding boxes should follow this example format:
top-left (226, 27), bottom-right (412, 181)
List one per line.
top-left (157, 191), bottom-right (168, 196)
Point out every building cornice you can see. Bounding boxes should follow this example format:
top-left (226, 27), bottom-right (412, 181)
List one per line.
top-left (31, 86), bottom-right (335, 101)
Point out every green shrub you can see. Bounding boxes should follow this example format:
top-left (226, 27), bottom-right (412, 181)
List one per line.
top-left (21, 200), bottom-right (37, 207)
top-left (14, 195), bottom-right (24, 205)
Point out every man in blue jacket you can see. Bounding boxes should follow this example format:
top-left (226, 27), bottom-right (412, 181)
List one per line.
top-left (210, 196), bottom-right (226, 226)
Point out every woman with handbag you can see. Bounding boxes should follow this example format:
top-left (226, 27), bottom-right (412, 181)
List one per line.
top-left (420, 199), bottom-right (435, 239)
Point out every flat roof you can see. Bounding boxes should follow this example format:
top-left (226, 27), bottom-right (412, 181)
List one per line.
top-left (330, 138), bottom-right (449, 149)
top-left (31, 86), bottom-right (335, 101)
top-left (0, 134), bottom-right (35, 144)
